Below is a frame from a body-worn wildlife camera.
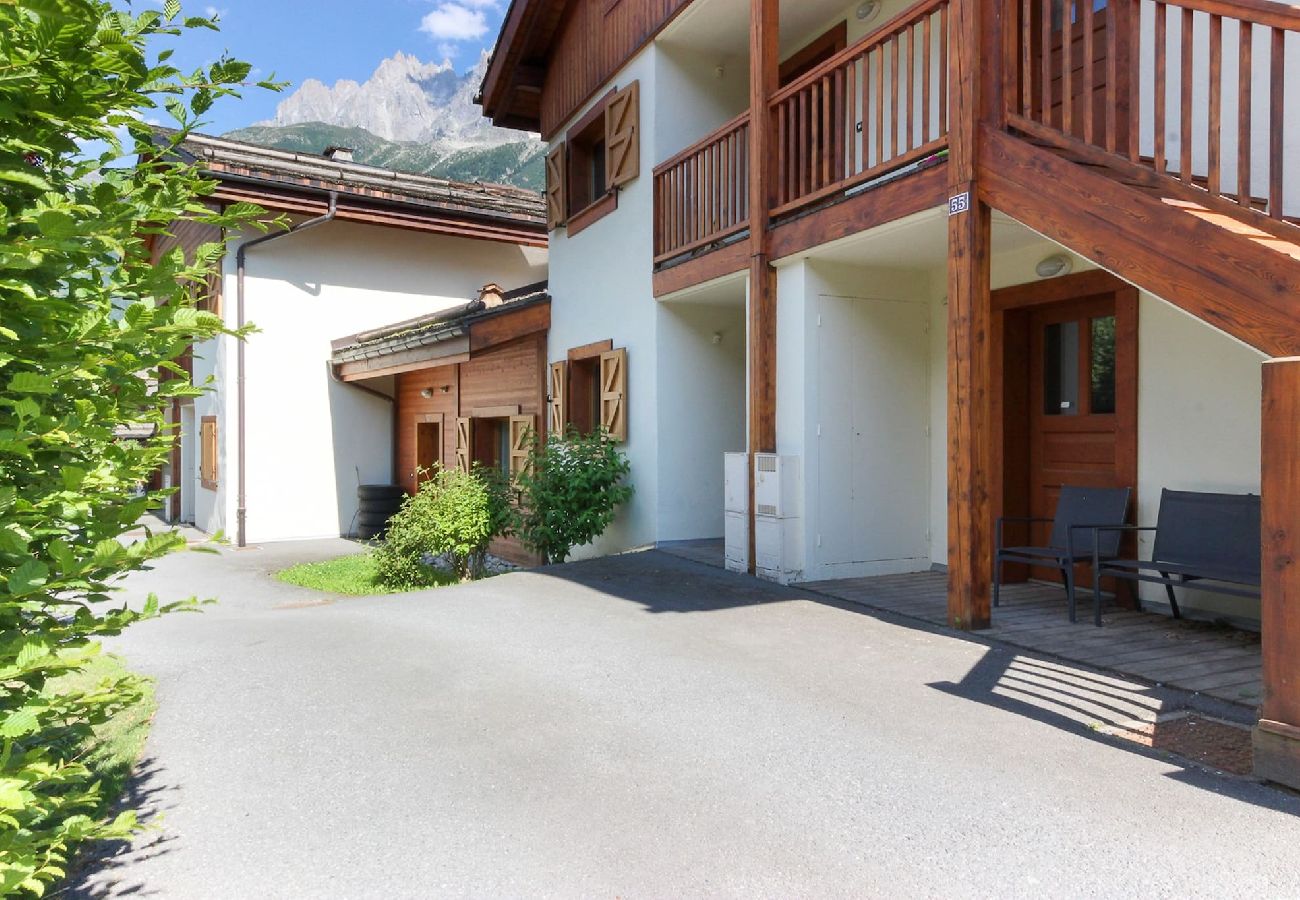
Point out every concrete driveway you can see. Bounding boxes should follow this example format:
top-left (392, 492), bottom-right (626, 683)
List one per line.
top-left (74, 541), bottom-right (1300, 898)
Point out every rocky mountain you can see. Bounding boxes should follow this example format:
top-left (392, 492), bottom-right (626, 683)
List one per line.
top-left (224, 51), bottom-right (545, 190)
top-left (224, 122), bottom-right (545, 190)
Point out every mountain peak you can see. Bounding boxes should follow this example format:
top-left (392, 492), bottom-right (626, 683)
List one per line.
top-left (261, 51), bottom-right (531, 146)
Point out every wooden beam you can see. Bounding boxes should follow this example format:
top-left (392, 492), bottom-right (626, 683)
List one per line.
top-left (979, 126), bottom-right (1300, 357)
top-left (1256, 356), bottom-right (1300, 791)
top-left (947, 0), bottom-right (992, 630)
top-left (947, 199), bottom-right (994, 631)
top-left (468, 301), bottom-right (550, 353)
top-left (991, 268), bottom-right (1128, 311)
top-left (653, 240), bottom-right (750, 298)
top-left (748, 0), bottom-right (780, 574)
top-left (768, 163), bottom-right (947, 261)
top-left (568, 339), bottom-right (613, 361)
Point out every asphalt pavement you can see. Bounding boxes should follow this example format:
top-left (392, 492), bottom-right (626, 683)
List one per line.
top-left (71, 540), bottom-right (1300, 898)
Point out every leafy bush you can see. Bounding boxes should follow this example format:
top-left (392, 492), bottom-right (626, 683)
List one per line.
top-left (0, 1), bottom-right (276, 892)
top-left (512, 428), bottom-right (634, 564)
top-left (374, 466), bottom-right (511, 586)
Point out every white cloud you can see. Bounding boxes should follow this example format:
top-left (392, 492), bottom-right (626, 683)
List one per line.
top-left (419, 3), bottom-right (488, 41)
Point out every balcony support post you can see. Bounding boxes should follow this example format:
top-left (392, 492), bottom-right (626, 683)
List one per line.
top-left (946, 0), bottom-right (994, 629)
top-left (1256, 357), bottom-right (1300, 790)
top-left (746, 0), bottom-right (779, 573)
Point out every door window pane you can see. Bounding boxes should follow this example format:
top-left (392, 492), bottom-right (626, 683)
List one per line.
top-left (1090, 315), bottom-right (1117, 414)
top-left (1043, 320), bottom-right (1080, 416)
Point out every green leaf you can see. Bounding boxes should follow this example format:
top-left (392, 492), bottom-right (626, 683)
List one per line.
top-left (15, 640), bottom-right (50, 669)
top-left (0, 167), bottom-right (52, 191)
top-left (35, 209), bottom-right (77, 239)
top-left (0, 709), bottom-right (39, 739)
top-left (8, 372), bottom-right (55, 394)
top-left (8, 559), bottom-right (49, 594)
top-left (164, 0), bottom-right (181, 19)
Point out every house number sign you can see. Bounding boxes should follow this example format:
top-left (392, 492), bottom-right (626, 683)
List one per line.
top-left (948, 192), bottom-right (971, 216)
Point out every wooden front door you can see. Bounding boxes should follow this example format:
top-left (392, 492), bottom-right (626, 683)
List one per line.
top-left (1024, 291), bottom-right (1137, 573)
top-left (995, 272), bottom-right (1138, 589)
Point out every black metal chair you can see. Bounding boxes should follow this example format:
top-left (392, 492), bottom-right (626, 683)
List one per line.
top-left (993, 485), bottom-right (1132, 623)
top-left (1089, 489), bottom-right (1261, 627)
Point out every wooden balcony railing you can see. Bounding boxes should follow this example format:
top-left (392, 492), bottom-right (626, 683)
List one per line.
top-left (652, 112), bottom-right (750, 263)
top-left (1009, 0), bottom-right (1298, 223)
top-left (769, 0), bottom-right (951, 217)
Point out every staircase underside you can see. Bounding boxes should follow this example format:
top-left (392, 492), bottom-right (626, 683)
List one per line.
top-left (979, 125), bottom-right (1300, 358)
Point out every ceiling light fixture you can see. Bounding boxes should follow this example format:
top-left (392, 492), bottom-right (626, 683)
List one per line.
top-left (856, 1), bottom-right (882, 22)
top-left (1035, 253), bottom-right (1073, 279)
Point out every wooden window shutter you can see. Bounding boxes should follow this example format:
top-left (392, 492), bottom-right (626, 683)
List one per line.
top-left (599, 348), bottom-right (628, 442)
top-left (455, 417), bottom-right (472, 473)
top-left (199, 415), bottom-right (218, 488)
top-left (605, 81), bottom-right (640, 190)
top-left (549, 361), bottom-right (568, 438)
top-left (509, 415), bottom-right (534, 479)
top-left (545, 143), bottom-right (567, 230)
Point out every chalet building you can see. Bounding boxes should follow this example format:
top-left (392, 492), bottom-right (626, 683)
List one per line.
top-left (478, 0), bottom-right (1300, 788)
top-left (150, 132), bottom-right (548, 547)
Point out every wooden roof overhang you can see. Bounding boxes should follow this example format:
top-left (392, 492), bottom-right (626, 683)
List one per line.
top-left (331, 289), bottom-right (551, 382)
top-left (478, 0), bottom-right (566, 132)
top-left (167, 130), bottom-right (548, 248)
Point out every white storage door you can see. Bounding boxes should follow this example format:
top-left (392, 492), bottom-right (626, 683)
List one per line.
top-left (816, 294), bottom-right (930, 567)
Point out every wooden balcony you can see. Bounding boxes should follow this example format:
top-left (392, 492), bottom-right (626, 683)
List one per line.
top-left (1007, 0), bottom-right (1298, 231)
top-left (653, 112), bottom-right (750, 265)
top-left (653, 0), bottom-right (952, 268)
top-left (769, 0), bottom-right (951, 217)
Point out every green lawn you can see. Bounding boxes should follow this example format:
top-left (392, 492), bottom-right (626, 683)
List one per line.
top-left (43, 654), bottom-right (156, 809)
top-left (274, 552), bottom-right (454, 595)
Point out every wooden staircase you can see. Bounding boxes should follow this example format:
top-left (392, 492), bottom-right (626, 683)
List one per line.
top-left (987, 0), bottom-right (1300, 356)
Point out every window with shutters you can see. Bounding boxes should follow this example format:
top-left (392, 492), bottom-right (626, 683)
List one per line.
top-left (564, 346), bottom-right (627, 443)
top-left (552, 80), bottom-right (640, 237)
top-left (567, 357), bottom-right (602, 435)
top-left (199, 415), bottom-right (218, 490)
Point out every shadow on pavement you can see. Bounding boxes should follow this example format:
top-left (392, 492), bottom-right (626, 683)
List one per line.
top-left (62, 757), bottom-right (178, 899)
top-left (538, 550), bottom-right (1300, 815)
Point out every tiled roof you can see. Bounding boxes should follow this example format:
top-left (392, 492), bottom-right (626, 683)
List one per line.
top-left (330, 282), bottom-right (549, 364)
top-left (160, 129), bottom-right (545, 227)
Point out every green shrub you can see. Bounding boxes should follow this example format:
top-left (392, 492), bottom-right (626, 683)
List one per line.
top-left (512, 428), bottom-right (634, 564)
top-left (0, 2), bottom-right (277, 892)
top-left (374, 466), bottom-right (511, 586)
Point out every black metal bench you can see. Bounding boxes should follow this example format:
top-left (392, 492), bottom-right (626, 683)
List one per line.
top-left (993, 485), bottom-right (1132, 624)
top-left (1087, 488), bottom-right (1261, 627)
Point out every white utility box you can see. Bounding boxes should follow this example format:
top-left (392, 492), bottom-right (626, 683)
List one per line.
top-left (724, 510), bottom-right (748, 573)
top-left (755, 515), bottom-right (803, 584)
top-left (753, 453), bottom-right (801, 519)
top-left (723, 452), bottom-right (749, 514)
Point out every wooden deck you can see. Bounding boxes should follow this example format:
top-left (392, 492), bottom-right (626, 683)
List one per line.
top-left (805, 572), bottom-right (1263, 711)
top-left (655, 542), bottom-right (1262, 712)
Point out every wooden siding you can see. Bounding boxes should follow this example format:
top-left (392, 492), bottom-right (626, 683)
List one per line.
top-left (396, 363), bottom-right (460, 495)
top-left (393, 337), bottom-right (547, 566)
top-left (541, 0), bottom-right (689, 138)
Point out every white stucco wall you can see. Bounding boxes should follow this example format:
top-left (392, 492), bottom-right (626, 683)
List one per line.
top-left (656, 298), bottom-right (748, 540)
top-left (546, 47), bottom-right (662, 557)
top-left (654, 42), bottom-right (750, 161)
top-left (195, 220), bottom-right (545, 544)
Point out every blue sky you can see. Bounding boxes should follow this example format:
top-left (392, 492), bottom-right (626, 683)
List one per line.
top-left (137, 0), bottom-right (508, 135)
